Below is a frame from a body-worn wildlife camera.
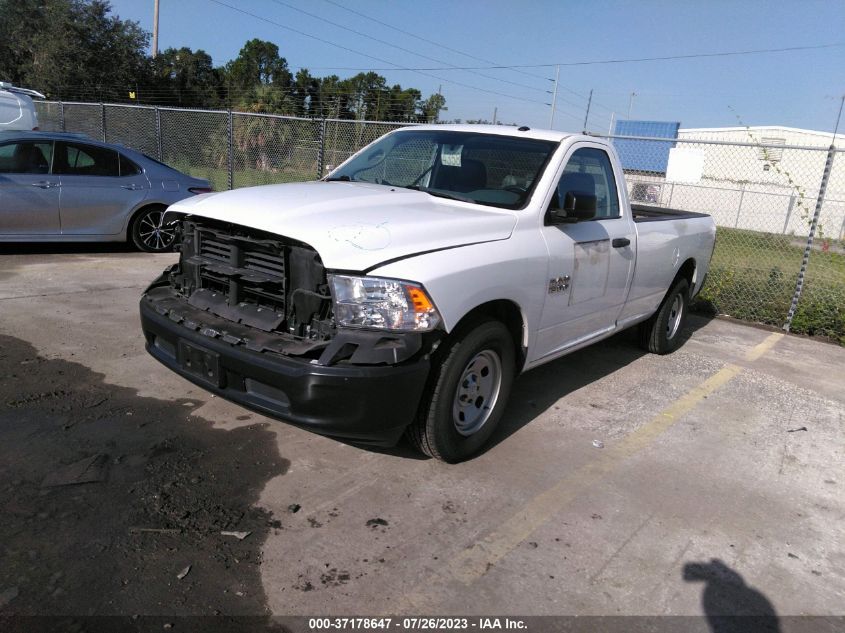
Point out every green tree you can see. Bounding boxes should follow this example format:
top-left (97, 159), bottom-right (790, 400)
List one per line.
top-left (0, 2), bottom-right (446, 120)
top-left (151, 47), bottom-right (221, 107)
top-left (386, 85), bottom-right (422, 121)
top-left (291, 68), bottom-right (320, 117)
top-left (225, 39), bottom-right (291, 91)
top-left (314, 74), bottom-right (352, 119)
top-left (420, 93), bottom-right (447, 122)
top-left (0, 0), bottom-right (149, 101)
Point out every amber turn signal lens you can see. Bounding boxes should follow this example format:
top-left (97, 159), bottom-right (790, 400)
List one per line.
top-left (406, 286), bottom-right (434, 313)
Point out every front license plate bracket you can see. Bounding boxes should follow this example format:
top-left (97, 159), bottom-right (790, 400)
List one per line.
top-left (177, 340), bottom-right (223, 388)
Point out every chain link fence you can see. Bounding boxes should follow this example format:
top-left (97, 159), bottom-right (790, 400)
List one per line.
top-left (33, 100), bottom-right (845, 342)
top-left (600, 133), bottom-right (844, 341)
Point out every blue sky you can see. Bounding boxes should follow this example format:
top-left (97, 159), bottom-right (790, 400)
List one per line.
top-left (109, 0), bottom-right (845, 133)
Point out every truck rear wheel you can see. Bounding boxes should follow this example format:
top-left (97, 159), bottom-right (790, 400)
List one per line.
top-left (639, 278), bottom-right (689, 354)
top-left (407, 319), bottom-right (515, 462)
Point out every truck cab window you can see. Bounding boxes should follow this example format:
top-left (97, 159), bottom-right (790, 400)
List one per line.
top-left (559, 148), bottom-right (620, 219)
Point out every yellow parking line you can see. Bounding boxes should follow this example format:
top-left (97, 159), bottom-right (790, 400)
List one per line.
top-left (744, 332), bottom-right (783, 362)
top-left (400, 332), bottom-right (784, 608)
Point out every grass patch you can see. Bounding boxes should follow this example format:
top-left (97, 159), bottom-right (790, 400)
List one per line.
top-left (166, 161), bottom-right (318, 192)
top-left (695, 227), bottom-right (845, 344)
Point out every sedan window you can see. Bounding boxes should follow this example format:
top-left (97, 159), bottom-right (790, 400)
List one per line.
top-left (55, 142), bottom-right (120, 177)
top-left (119, 153), bottom-right (142, 176)
top-left (0, 141), bottom-right (53, 174)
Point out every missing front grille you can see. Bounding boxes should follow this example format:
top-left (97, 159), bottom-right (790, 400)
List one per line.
top-left (177, 218), bottom-right (332, 339)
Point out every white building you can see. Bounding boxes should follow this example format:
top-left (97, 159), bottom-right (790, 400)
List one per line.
top-left (624, 126), bottom-right (845, 239)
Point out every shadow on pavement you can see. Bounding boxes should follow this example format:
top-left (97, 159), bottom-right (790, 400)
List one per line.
top-left (483, 313), bottom-right (713, 453)
top-left (684, 558), bottom-right (781, 633)
top-left (365, 313), bottom-right (713, 460)
top-left (0, 334), bottom-right (289, 617)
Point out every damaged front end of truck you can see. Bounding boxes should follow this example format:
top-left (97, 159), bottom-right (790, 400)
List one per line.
top-left (139, 217), bottom-right (440, 445)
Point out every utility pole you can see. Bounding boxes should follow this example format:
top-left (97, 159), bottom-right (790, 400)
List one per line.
top-left (627, 91), bottom-right (636, 119)
top-left (833, 94), bottom-right (845, 143)
top-left (152, 0), bottom-right (160, 58)
top-left (436, 84), bottom-right (442, 123)
top-left (492, 106), bottom-right (497, 125)
top-left (582, 89), bottom-right (593, 132)
top-left (548, 65), bottom-right (560, 129)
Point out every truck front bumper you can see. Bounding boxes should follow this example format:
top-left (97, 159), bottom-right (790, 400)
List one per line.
top-left (140, 298), bottom-right (430, 446)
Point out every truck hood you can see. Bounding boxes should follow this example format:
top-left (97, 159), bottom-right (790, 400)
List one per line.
top-left (168, 181), bottom-right (517, 271)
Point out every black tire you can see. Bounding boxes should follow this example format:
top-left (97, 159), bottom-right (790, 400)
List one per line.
top-left (639, 278), bottom-right (690, 354)
top-left (130, 206), bottom-right (178, 253)
top-left (407, 319), bottom-right (516, 462)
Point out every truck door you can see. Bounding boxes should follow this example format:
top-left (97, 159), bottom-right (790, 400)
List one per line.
top-left (0, 139), bottom-right (60, 235)
top-left (533, 145), bottom-right (635, 361)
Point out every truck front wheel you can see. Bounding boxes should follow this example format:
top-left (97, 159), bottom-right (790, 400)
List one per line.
top-left (639, 278), bottom-right (690, 354)
top-left (407, 319), bottom-right (515, 462)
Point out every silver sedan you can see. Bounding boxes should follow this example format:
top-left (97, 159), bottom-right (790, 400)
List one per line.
top-left (0, 131), bottom-right (212, 252)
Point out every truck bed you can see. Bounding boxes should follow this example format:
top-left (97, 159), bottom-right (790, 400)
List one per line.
top-left (631, 203), bottom-right (710, 223)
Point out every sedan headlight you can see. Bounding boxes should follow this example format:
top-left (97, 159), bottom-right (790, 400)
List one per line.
top-left (330, 275), bottom-right (442, 331)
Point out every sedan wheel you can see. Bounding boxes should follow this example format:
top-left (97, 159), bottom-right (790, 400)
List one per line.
top-left (131, 207), bottom-right (177, 252)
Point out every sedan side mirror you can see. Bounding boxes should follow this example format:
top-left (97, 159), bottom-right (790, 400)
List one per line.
top-left (549, 190), bottom-right (597, 223)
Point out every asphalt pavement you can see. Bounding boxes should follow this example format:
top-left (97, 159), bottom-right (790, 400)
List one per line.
top-left (0, 246), bottom-right (842, 626)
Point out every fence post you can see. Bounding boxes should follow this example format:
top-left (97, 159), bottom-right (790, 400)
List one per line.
top-left (316, 118), bottom-right (326, 179)
top-left (227, 109), bottom-right (234, 190)
top-left (100, 103), bottom-right (107, 142)
top-left (734, 184), bottom-right (745, 227)
top-left (155, 107), bottom-right (163, 161)
top-left (782, 194), bottom-right (796, 234)
top-left (783, 145), bottom-right (837, 332)
top-left (59, 101), bottom-right (65, 132)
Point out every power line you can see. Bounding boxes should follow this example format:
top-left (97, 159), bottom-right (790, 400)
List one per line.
top-left (267, 0), bottom-right (550, 96)
top-left (283, 38), bottom-right (843, 120)
top-left (205, 0), bottom-right (576, 115)
top-left (317, 0), bottom-right (621, 114)
top-left (318, 0), bottom-right (553, 85)
top-left (296, 42), bottom-right (845, 71)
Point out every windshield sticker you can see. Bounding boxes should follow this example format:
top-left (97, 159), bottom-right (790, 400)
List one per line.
top-left (441, 144), bottom-right (463, 167)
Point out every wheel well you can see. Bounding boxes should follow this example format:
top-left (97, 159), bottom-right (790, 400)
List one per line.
top-left (675, 258), bottom-right (696, 289)
top-left (450, 300), bottom-right (527, 370)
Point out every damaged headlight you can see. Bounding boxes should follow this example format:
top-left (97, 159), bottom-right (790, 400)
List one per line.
top-left (329, 275), bottom-right (442, 331)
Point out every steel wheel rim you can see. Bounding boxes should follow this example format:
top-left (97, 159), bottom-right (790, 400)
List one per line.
top-left (666, 294), bottom-right (684, 340)
top-left (138, 210), bottom-right (176, 250)
top-left (452, 349), bottom-right (503, 436)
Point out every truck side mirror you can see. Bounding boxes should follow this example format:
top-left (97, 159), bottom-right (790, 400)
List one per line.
top-left (549, 190), bottom-right (597, 223)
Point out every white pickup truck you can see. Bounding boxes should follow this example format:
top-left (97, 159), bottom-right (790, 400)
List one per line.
top-left (140, 125), bottom-right (716, 461)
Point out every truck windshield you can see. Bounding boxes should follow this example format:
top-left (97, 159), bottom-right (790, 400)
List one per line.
top-left (327, 130), bottom-right (558, 209)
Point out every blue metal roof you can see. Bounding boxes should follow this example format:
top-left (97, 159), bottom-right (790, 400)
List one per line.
top-left (612, 120), bottom-right (680, 173)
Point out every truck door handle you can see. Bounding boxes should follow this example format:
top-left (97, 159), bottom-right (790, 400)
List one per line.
top-left (121, 184), bottom-right (141, 190)
top-left (31, 181), bottom-right (58, 189)
top-left (612, 238), bottom-right (631, 248)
